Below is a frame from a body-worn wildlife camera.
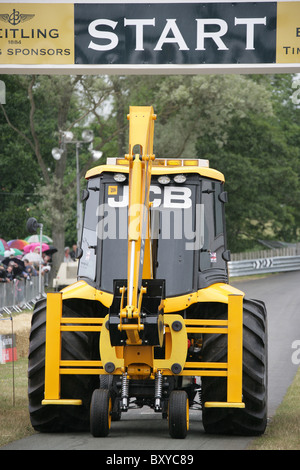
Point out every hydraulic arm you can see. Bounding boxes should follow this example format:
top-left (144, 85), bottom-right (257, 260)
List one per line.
top-left (108, 106), bottom-right (165, 348)
top-left (123, 106), bottom-right (156, 344)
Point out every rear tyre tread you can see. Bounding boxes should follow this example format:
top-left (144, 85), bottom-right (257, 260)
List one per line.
top-left (28, 298), bottom-right (99, 432)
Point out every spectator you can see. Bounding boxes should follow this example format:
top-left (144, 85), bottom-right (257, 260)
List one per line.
top-left (0, 264), bottom-right (7, 282)
top-left (23, 258), bottom-right (37, 279)
top-left (64, 246), bottom-right (72, 262)
top-left (5, 262), bottom-right (15, 282)
top-left (42, 252), bottom-right (51, 272)
top-left (70, 244), bottom-right (77, 261)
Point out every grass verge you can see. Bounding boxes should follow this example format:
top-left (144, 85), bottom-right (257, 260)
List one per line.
top-left (248, 366), bottom-right (300, 450)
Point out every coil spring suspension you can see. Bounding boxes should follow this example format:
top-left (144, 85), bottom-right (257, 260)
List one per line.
top-left (154, 370), bottom-right (163, 411)
top-left (198, 387), bottom-right (203, 409)
top-left (121, 372), bottom-right (129, 411)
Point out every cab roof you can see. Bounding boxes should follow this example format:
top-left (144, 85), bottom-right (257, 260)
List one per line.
top-left (85, 158), bottom-right (225, 182)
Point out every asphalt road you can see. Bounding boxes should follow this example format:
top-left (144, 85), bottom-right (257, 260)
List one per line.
top-left (2, 271), bottom-right (300, 451)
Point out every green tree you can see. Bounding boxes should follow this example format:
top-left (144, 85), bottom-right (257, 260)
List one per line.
top-left (0, 75), bottom-right (101, 274)
top-left (0, 74), bottom-right (135, 275)
top-left (151, 74), bottom-right (273, 157)
top-left (196, 75), bottom-right (300, 252)
top-left (0, 76), bottom-right (40, 240)
top-left (1, 72), bottom-right (299, 266)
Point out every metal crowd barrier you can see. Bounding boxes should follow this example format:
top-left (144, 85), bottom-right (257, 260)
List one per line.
top-left (0, 276), bottom-right (44, 315)
top-left (1, 255), bottom-right (300, 312)
top-left (228, 255), bottom-right (300, 278)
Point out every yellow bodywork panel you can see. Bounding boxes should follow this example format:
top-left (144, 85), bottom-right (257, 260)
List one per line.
top-left (61, 280), bottom-right (113, 308)
top-left (85, 162), bottom-right (225, 183)
top-left (60, 280), bottom-right (244, 312)
top-left (163, 282), bottom-right (244, 312)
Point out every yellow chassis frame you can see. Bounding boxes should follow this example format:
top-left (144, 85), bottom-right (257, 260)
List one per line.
top-left (42, 290), bottom-right (245, 410)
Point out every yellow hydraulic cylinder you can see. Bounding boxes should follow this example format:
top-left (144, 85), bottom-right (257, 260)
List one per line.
top-left (127, 154), bottom-right (142, 309)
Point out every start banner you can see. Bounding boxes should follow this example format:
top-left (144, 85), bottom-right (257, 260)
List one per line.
top-left (0, 2), bottom-right (300, 70)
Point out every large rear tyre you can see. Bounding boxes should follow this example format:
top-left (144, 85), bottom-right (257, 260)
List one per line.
top-left (90, 389), bottom-right (112, 437)
top-left (201, 298), bottom-right (268, 436)
top-left (168, 390), bottom-right (189, 439)
top-left (28, 298), bottom-right (99, 432)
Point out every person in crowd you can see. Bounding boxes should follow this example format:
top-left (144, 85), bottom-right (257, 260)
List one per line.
top-left (64, 246), bottom-right (72, 262)
top-left (23, 258), bottom-right (37, 279)
top-left (1, 259), bottom-right (24, 282)
top-left (70, 244), bottom-right (77, 261)
top-left (41, 252), bottom-right (51, 275)
top-left (0, 264), bottom-right (7, 282)
top-left (5, 262), bottom-right (15, 282)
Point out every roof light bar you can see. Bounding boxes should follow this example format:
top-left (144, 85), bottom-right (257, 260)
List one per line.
top-left (107, 158), bottom-right (209, 168)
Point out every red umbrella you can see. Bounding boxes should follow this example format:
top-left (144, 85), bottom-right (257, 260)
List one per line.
top-left (8, 239), bottom-right (29, 251)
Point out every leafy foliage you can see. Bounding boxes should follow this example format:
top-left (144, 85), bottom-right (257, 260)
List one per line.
top-left (0, 73), bottom-right (299, 262)
top-left (196, 75), bottom-right (300, 251)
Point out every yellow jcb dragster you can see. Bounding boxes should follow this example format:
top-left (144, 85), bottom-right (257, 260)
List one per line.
top-left (28, 106), bottom-right (267, 438)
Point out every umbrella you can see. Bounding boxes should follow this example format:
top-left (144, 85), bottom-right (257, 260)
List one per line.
top-left (13, 249), bottom-right (23, 256)
top-left (2, 256), bottom-right (25, 270)
top-left (44, 245), bottom-right (58, 256)
top-left (2, 256), bottom-right (26, 278)
top-left (24, 242), bottom-right (49, 254)
top-left (0, 248), bottom-right (24, 257)
top-left (25, 234), bottom-right (53, 244)
top-left (8, 239), bottom-right (28, 251)
top-left (0, 238), bottom-right (9, 252)
top-left (22, 252), bottom-right (43, 263)
top-left (1, 248), bottom-right (16, 257)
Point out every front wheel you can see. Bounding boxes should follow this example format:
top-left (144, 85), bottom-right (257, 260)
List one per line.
top-left (90, 389), bottom-right (112, 437)
top-left (168, 390), bottom-right (189, 439)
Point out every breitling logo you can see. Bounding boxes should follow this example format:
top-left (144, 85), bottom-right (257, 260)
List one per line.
top-left (0, 3), bottom-right (73, 64)
top-left (0, 9), bottom-right (35, 26)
